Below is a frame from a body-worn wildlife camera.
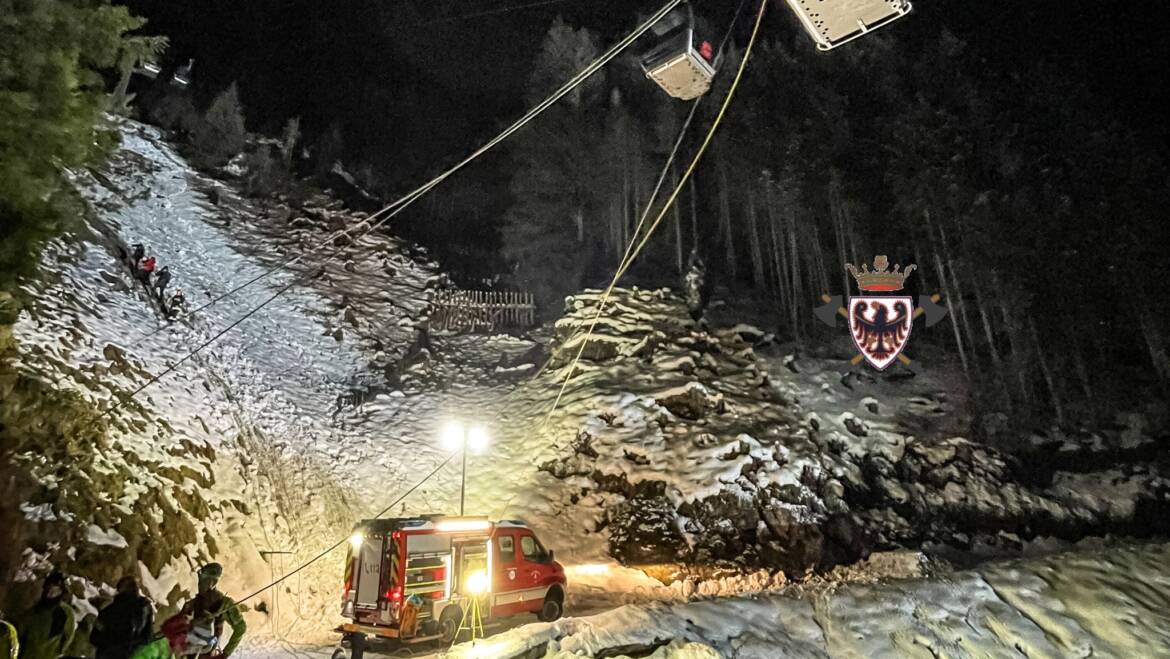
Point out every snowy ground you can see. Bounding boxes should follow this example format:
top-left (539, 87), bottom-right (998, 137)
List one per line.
top-left (234, 543), bottom-right (1170, 658)
top-left (10, 121), bottom-right (649, 632)
top-left (8, 120), bottom-right (1170, 657)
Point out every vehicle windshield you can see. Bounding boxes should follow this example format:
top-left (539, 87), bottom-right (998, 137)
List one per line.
top-left (521, 534), bottom-right (551, 563)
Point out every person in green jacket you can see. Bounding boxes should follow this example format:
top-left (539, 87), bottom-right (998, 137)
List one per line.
top-left (15, 572), bottom-right (74, 659)
top-left (178, 564), bottom-right (244, 659)
top-left (1, 609), bottom-right (19, 659)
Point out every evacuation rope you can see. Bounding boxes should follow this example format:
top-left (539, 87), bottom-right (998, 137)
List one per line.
top-left (91, 0), bottom-right (751, 631)
top-left (233, 451), bottom-right (458, 608)
top-left (489, 0), bottom-right (750, 418)
top-left (88, 0), bottom-right (685, 427)
top-left (542, 0), bottom-right (768, 431)
top-left (124, 0), bottom-right (685, 348)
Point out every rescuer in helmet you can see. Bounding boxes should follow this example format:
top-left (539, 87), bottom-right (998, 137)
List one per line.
top-left (177, 564), bottom-right (246, 659)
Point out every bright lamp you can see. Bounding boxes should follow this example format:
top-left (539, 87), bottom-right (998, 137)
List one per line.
top-left (465, 570), bottom-right (489, 594)
top-left (467, 426), bottom-right (489, 454)
top-left (441, 421), bottom-right (465, 452)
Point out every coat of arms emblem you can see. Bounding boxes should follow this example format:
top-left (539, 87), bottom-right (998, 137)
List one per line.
top-left (846, 256), bottom-right (915, 370)
top-left (814, 255), bottom-right (948, 369)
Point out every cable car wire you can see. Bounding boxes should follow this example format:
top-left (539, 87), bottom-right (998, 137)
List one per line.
top-left (526, 0), bottom-right (747, 425)
top-left (482, 0), bottom-right (747, 432)
top-left (401, 0), bottom-right (575, 28)
top-left (516, 0), bottom-right (748, 413)
top-left (543, 0), bottom-right (767, 430)
top-left (123, 0), bottom-right (685, 350)
top-left (86, 0), bottom-right (686, 427)
top-left (81, 0), bottom-right (728, 620)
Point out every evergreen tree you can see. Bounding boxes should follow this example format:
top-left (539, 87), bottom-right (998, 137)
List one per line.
top-left (190, 82), bottom-right (246, 168)
top-left (0, 0), bottom-right (147, 309)
top-left (502, 19), bottom-right (607, 307)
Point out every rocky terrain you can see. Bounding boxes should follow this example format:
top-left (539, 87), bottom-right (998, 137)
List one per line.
top-left (537, 289), bottom-right (1170, 577)
top-left (3, 120), bottom-right (1168, 653)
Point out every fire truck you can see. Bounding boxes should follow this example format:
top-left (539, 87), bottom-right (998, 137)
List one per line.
top-left (334, 516), bottom-right (566, 655)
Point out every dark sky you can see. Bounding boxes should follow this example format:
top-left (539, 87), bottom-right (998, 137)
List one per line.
top-left (124, 0), bottom-right (1170, 163)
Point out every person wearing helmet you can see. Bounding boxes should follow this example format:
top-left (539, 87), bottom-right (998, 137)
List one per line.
top-left (177, 564), bottom-right (245, 659)
top-left (138, 256), bottom-right (157, 286)
top-left (166, 289), bottom-right (188, 319)
top-left (14, 571), bottom-right (75, 659)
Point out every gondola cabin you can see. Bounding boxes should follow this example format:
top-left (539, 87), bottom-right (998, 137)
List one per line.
top-left (782, 0), bottom-right (912, 50)
top-left (335, 516), bottom-right (565, 657)
top-left (641, 3), bottom-right (716, 101)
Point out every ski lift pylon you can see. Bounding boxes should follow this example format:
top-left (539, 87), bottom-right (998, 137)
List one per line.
top-left (640, 2), bottom-right (716, 101)
top-left (782, 0), bottom-right (912, 51)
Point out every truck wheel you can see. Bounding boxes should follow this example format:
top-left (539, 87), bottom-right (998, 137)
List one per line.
top-left (538, 590), bottom-right (564, 622)
top-left (439, 605), bottom-right (463, 644)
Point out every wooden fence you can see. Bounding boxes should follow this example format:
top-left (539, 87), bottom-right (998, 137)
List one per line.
top-left (429, 289), bottom-right (536, 333)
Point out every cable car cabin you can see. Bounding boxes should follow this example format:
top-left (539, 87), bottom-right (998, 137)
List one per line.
top-left (336, 517), bottom-right (566, 654)
top-left (641, 4), bottom-right (716, 101)
top-left (782, 0), bottom-right (912, 51)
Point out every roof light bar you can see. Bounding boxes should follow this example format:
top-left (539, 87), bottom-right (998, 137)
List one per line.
top-left (435, 519), bottom-right (491, 533)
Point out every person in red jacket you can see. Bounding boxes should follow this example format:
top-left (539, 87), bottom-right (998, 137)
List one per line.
top-left (698, 40), bottom-right (713, 62)
top-left (138, 256), bottom-right (157, 285)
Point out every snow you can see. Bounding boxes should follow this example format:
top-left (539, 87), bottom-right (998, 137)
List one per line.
top-left (10, 119), bottom-right (1169, 658)
top-left (21, 502), bottom-right (72, 522)
top-left (85, 524), bottom-right (129, 548)
top-left (138, 558), bottom-right (189, 609)
top-left (428, 543), bottom-right (1170, 659)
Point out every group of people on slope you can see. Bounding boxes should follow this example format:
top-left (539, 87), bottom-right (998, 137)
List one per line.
top-left (1, 564), bottom-right (245, 659)
top-left (120, 243), bottom-right (187, 319)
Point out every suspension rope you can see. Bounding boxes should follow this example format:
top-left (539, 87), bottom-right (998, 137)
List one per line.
top-left (125, 0), bottom-right (684, 349)
top-left (503, 0), bottom-right (749, 416)
top-left (543, 0), bottom-right (768, 430)
top-left (233, 451), bottom-right (458, 607)
top-left (117, 1), bottom-right (695, 616)
top-left (603, 0), bottom-right (748, 303)
top-left (90, 0), bottom-right (685, 427)
top-left (403, 0), bottom-right (574, 28)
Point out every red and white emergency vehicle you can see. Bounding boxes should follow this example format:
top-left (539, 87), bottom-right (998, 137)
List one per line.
top-left (335, 516), bottom-right (566, 654)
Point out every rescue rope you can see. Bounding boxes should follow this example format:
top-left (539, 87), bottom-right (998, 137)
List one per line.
top-left (125, 0), bottom-right (684, 348)
top-left (543, 0), bottom-right (768, 430)
top-left (92, 0), bottom-right (685, 425)
top-left (489, 0), bottom-right (750, 421)
top-left (233, 451), bottom-right (458, 607)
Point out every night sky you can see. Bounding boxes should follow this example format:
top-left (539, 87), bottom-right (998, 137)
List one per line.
top-left (123, 0), bottom-right (1170, 161)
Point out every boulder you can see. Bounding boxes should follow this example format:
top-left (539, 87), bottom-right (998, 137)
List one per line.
top-left (757, 503), bottom-right (825, 575)
top-left (606, 497), bottom-right (683, 564)
top-left (656, 382), bottom-right (722, 420)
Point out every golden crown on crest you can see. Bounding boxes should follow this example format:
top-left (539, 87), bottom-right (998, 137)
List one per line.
top-left (846, 255), bottom-right (916, 292)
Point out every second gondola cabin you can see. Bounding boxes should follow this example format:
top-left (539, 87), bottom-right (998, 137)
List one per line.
top-left (641, 3), bottom-right (716, 101)
top-left (783, 0), bottom-right (912, 50)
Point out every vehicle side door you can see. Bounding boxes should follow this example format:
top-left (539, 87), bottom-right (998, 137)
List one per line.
top-left (490, 530), bottom-right (528, 617)
top-left (514, 531), bottom-right (551, 614)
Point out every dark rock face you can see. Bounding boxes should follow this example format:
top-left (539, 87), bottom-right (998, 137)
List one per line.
top-left (655, 384), bottom-right (723, 421)
top-left (540, 289), bottom-right (1170, 580)
top-left (606, 497), bottom-right (684, 564)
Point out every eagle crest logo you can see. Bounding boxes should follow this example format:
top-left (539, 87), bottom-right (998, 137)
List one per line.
top-left (845, 256), bottom-right (915, 370)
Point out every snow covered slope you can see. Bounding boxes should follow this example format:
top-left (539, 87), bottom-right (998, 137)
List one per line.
top-left (440, 542), bottom-right (1170, 658)
top-left (5, 120), bottom-right (1168, 654)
